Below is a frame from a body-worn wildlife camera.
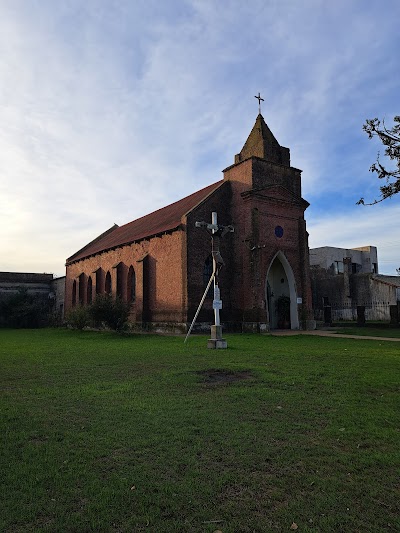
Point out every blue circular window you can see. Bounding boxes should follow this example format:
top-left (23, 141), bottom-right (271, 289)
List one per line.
top-left (275, 225), bottom-right (284, 238)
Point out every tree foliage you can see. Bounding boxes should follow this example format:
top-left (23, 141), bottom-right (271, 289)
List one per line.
top-left (88, 294), bottom-right (130, 331)
top-left (65, 305), bottom-right (91, 330)
top-left (358, 116), bottom-right (400, 205)
top-left (0, 288), bottom-right (48, 328)
top-left (66, 295), bottom-right (131, 332)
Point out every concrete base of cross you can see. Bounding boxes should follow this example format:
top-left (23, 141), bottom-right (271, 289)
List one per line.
top-left (207, 325), bottom-right (227, 349)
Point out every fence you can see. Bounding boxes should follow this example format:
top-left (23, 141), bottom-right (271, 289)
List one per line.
top-left (314, 302), bottom-right (400, 324)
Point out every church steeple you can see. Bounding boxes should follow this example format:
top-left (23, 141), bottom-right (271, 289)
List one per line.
top-left (234, 114), bottom-right (290, 166)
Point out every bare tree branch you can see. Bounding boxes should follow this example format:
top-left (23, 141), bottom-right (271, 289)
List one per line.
top-left (358, 116), bottom-right (400, 205)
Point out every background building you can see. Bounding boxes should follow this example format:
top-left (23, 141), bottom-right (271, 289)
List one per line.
top-left (310, 246), bottom-right (400, 321)
top-left (0, 272), bottom-right (65, 327)
top-left (310, 246), bottom-right (378, 274)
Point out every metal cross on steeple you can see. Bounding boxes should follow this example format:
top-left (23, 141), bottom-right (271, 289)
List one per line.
top-left (254, 92), bottom-right (264, 114)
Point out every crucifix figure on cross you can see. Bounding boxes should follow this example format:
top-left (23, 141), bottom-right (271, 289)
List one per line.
top-left (184, 212), bottom-right (234, 348)
top-left (254, 92), bottom-right (264, 114)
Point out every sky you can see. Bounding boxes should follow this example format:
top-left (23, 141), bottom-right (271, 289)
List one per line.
top-left (0, 0), bottom-right (399, 277)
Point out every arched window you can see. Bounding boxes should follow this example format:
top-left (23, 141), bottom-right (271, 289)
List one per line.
top-left (105, 271), bottom-right (111, 295)
top-left (87, 276), bottom-right (93, 304)
top-left (127, 266), bottom-right (136, 303)
top-left (95, 268), bottom-right (103, 294)
top-left (72, 280), bottom-right (77, 307)
top-left (78, 273), bottom-right (86, 305)
top-left (116, 263), bottom-right (125, 299)
top-left (203, 256), bottom-right (213, 298)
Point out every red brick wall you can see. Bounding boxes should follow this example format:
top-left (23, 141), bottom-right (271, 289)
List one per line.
top-left (65, 230), bottom-right (187, 323)
top-left (185, 181), bottom-right (233, 323)
top-left (223, 156), bottom-right (313, 325)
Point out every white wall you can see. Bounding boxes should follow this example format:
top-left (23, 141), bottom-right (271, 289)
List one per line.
top-left (310, 246), bottom-right (378, 273)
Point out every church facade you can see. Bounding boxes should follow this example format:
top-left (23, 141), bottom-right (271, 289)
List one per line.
top-left (65, 114), bottom-right (314, 331)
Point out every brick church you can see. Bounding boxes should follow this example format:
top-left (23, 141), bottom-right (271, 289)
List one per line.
top-left (65, 113), bottom-right (314, 331)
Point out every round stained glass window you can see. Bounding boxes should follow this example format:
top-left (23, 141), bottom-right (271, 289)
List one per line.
top-left (275, 225), bottom-right (284, 238)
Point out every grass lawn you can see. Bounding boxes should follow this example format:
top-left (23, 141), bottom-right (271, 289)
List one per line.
top-left (1, 329), bottom-right (399, 532)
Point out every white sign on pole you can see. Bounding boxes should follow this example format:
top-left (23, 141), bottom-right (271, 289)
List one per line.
top-left (213, 299), bottom-right (222, 310)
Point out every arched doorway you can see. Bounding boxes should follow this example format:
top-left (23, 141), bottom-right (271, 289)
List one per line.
top-left (266, 252), bottom-right (299, 329)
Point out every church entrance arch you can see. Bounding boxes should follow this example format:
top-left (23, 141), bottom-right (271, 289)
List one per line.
top-left (266, 252), bottom-right (299, 329)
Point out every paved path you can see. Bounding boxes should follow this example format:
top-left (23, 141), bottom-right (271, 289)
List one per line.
top-left (271, 330), bottom-right (400, 342)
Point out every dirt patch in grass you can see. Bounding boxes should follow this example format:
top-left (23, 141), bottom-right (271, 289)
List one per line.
top-left (196, 368), bottom-right (254, 385)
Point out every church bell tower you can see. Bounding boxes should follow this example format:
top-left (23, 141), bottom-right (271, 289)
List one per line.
top-left (222, 107), bottom-right (314, 331)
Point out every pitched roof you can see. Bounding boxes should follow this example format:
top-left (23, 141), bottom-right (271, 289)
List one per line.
top-left (372, 274), bottom-right (400, 288)
top-left (67, 180), bottom-right (224, 264)
top-left (235, 114), bottom-right (290, 166)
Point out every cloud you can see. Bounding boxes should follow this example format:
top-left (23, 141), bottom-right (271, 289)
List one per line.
top-left (0, 0), bottom-right (399, 276)
top-left (308, 202), bottom-right (400, 274)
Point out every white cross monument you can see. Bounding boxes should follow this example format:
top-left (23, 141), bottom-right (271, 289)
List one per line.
top-left (184, 212), bottom-right (233, 348)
